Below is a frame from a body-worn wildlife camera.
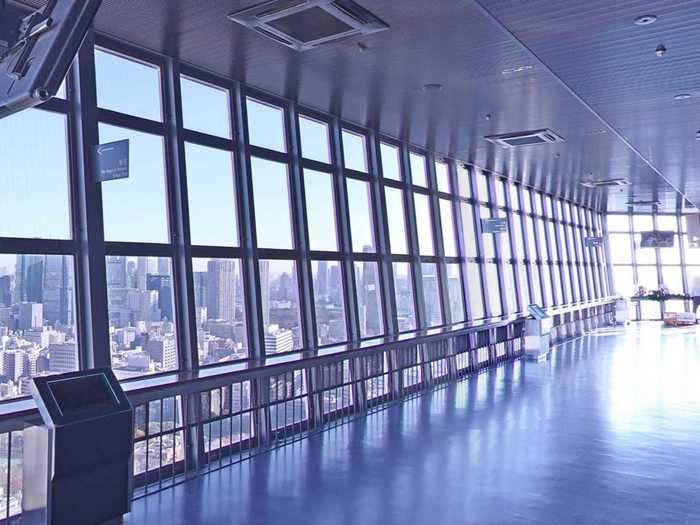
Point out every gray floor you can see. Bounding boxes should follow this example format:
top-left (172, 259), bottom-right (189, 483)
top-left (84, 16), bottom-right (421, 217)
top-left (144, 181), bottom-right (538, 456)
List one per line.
top-left (126, 323), bottom-right (700, 524)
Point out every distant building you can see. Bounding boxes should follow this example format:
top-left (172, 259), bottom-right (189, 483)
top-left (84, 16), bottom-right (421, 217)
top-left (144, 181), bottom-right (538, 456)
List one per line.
top-left (264, 325), bottom-right (294, 355)
top-left (206, 260), bottom-right (236, 321)
top-left (18, 302), bottom-right (43, 331)
top-left (49, 343), bottom-right (78, 374)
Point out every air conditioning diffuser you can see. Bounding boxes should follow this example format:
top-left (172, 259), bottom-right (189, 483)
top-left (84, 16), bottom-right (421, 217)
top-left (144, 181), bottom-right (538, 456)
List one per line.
top-left (580, 178), bottom-right (629, 189)
top-left (228, 0), bottom-right (389, 51)
top-left (484, 128), bottom-right (564, 147)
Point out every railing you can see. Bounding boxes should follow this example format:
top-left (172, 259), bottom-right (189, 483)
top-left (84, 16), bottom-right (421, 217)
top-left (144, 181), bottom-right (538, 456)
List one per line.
top-left (0, 297), bottom-right (617, 522)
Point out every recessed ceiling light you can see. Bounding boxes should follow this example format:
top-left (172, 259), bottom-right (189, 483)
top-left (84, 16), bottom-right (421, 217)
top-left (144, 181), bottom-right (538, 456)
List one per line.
top-left (634, 14), bottom-right (657, 26)
top-left (591, 129), bottom-right (608, 135)
top-left (501, 65), bottom-right (533, 75)
top-left (422, 83), bottom-right (443, 92)
top-left (674, 93), bottom-right (692, 100)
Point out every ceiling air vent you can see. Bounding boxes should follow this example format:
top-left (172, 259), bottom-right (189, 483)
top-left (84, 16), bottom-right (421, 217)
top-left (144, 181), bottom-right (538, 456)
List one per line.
top-left (626, 199), bottom-right (662, 207)
top-left (484, 128), bottom-right (564, 147)
top-left (228, 0), bottom-right (389, 51)
top-left (580, 178), bottom-right (630, 189)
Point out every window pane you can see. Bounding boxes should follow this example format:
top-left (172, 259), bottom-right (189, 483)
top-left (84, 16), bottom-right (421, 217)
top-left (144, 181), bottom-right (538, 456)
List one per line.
top-left (661, 266), bottom-right (683, 295)
top-left (440, 200), bottom-right (458, 257)
top-left (435, 161), bottom-right (450, 193)
top-left (607, 214), bottom-right (629, 232)
top-left (251, 157), bottom-right (293, 249)
top-left (523, 190), bottom-right (533, 214)
top-left (409, 152), bottom-right (427, 187)
top-left (99, 125), bottom-right (168, 243)
top-left (461, 203), bottom-right (478, 258)
top-left (180, 76), bottom-right (230, 138)
top-left (481, 207), bottom-right (495, 259)
top-left (385, 188), bottom-right (408, 254)
top-left (259, 260), bottom-right (302, 353)
top-left (504, 264), bottom-right (517, 312)
top-left (247, 98), bottom-right (286, 152)
top-left (466, 262), bottom-right (484, 319)
top-left (476, 172), bottom-right (489, 202)
top-left (609, 233), bottom-right (632, 264)
top-left (421, 263), bottom-right (443, 327)
top-left (304, 170), bottom-right (338, 251)
top-left (393, 262), bottom-right (416, 332)
top-left (299, 116), bottom-right (330, 163)
top-left (185, 143), bottom-right (237, 247)
top-left (446, 263), bottom-right (465, 323)
top-left (354, 262), bottom-right (384, 338)
top-left (517, 263), bottom-right (530, 307)
top-left (193, 258), bottom-right (247, 364)
top-left (633, 215), bottom-right (653, 231)
top-left (534, 193), bottom-right (544, 216)
top-left (512, 214), bottom-right (524, 259)
top-left (509, 185), bottom-right (520, 210)
top-left (457, 165), bottom-right (471, 198)
top-left (342, 130), bottom-right (367, 172)
top-left (634, 234), bottom-right (656, 265)
top-left (656, 215), bottom-right (677, 230)
top-left (346, 179), bottom-right (376, 253)
top-left (107, 256), bottom-right (178, 376)
top-left (0, 109), bottom-right (71, 239)
top-left (414, 193), bottom-right (435, 256)
top-left (658, 235), bottom-right (680, 264)
top-left (612, 265), bottom-right (635, 297)
top-left (541, 264), bottom-right (553, 305)
top-left (312, 261), bottom-right (347, 345)
top-left (485, 263), bottom-right (501, 316)
top-left (0, 254), bottom-right (77, 400)
top-left (495, 180), bottom-right (507, 208)
top-left (380, 143), bottom-right (401, 181)
top-left (530, 264), bottom-right (542, 305)
top-left (95, 49), bottom-right (162, 121)
top-left (684, 235), bottom-right (700, 265)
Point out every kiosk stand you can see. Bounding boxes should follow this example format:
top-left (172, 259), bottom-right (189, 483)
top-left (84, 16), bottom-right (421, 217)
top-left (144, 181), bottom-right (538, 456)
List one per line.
top-left (523, 305), bottom-right (552, 361)
top-left (23, 368), bottom-right (134, 525)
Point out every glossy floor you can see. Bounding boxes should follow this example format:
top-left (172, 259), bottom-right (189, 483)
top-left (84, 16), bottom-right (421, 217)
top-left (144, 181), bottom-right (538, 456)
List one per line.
top-left (126, 323), bottom-right (700, 524)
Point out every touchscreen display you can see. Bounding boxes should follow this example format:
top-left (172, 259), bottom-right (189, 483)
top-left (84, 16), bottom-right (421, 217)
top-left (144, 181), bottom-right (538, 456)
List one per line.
top-left (47, 373), bottom-right (119, 415)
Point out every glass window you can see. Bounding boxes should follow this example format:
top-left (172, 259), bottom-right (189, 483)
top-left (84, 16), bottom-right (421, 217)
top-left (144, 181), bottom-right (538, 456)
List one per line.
top-left (480, 207), bottom-right (495, 260)
top-left (658, 235), bottom-right (680, 264)
top-left (440, 200), bottom-right (458, 257)
top-left (517, 263), bottom-right (530, 307)
top-left (634, 234), bottom-right (656, 265)
top-left (385, 188), bottom-right (408, 254)
top-left (414, 193), bottom-right (435, 256)
top-left (606, 214), bottom-right (629, 232)
top-left (545, 196), bottom-right (554, 217)
top-left (0, 254), bottom-right (77, 400)
top-left (523, 189), bottom-right (533, 214)
top-left (684, 236), bottom-right (700, 265)
top-left (435, 161), bottom-right (450, 193)
top-left (380, 143), bottom-right (401, 181)
top-left (251, 157), bottom-right (293, 249)
top-left (495, 180), bottom-right (507, 208)
top-left (354, 262), bottom-right (384, 338)
top-left (180, 76), bottom-right (230, 138)
top-left (246, 98), bottom-right (286, 152)
top-left (609, 233), bottom-right (632, 264)
top-left (512, 214), bottom-right (525, 260)
top-left (457, 165), bottom-right (471, 198)
top-left (304, 169), bottom-right (338, 252)
top-left (185, 143), bottom-right (237, 247)
top-left (509, 185), bottom-right (520, 210)
top-left (0, 109), bottom-right (71, 239)
top-left (541, 264), bottom-right (553, 305)
top-left (633, 215), bottom-right (653, 232)
top-left (612, 265), bottom-right (635, 297)
top-left (393, 262), bottom-right (416, 332)
top-left (99, 125), bottom-right (169, 243)
top-left (107, 256), bottom-right (178, 376)
top-left (687, 267), bottom-right (700, 295)
top-left (637, 265), bottom-right (658, 289)
top-left (259, 259), bottom-right (302, 353)
top-left (461, 203), bottom-right (478, 258)
top-left (446, 263), bottom-right (465, 323)
top-left (346, 178), bottom-right (376, 253)
top-left (661, 266), bottom-right (684, 295)
top-left (95, 49), bottom-right (162, 121)
top-left (485, 263), bottom-right (501, 316)
top-left (476, 172), bottom-right (489, 202)
top-left (299, 115), bottom-right (330, 163)
top-left (421, 263), bottom-right (443, 327)
top-left (409, 152), bottom-right (427, 187)
top-left (534, 193), bottom-right (544, 217)
top-left (466, 262), bottom-right (484, 319)
top-left (530, 264), bottom-right (542, 305)
top-left (342, 130), bottom-right (367, 172)
top-left (311, 261), bottom-right (347, 345)
top-left (656, 215), bottom-right (677, 231)
top-left (192, 258), bottom-right (247, 364)
top-left (504, 264), bottom-right (517, 312)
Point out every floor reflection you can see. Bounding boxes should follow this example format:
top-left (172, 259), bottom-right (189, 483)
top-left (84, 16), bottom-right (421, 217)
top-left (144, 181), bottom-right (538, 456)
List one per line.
top-left (127, 323), bottom-right (700, 524)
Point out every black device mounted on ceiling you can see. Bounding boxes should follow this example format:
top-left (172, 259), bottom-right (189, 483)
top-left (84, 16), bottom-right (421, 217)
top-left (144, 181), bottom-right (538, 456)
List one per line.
top-left (0, 0), bottom-right (102, 119)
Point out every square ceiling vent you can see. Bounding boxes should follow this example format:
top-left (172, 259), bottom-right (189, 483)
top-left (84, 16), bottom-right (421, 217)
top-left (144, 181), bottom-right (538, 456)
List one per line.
top-left (484, 129), bottom-right (564, 147)
top-left (228, 0), bottom-right (389, 51)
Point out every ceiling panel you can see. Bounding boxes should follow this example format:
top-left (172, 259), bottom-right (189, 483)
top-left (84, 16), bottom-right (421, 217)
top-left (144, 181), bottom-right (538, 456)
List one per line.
top-left (17, 0), bottom-right (699, 211)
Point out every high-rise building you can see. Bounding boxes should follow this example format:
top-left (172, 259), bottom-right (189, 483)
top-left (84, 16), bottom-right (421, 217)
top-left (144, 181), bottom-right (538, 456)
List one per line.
top-left (0, 275), bottom-right (11, 306)
top-left (106, 256), bottom-right (127, 288)
top-left (43, 255), bottom-right (73, 326)
top-left (317, 261), bottom-right (328, 298)
top-left (49, 343), bottom-right (78, 374)
top-left (15, 254), bottom-right (44, 304)
top-left (147, 274), bottom-right (173, 321)
top-left (259, 260), bottom-right (270, 327)
top-left (360, 262), bottom-right (381, 336)
top-left (264, 325), bottom-right (294, 355)
top-left (18, 302), bottom-right (43, 331)
top-left (193, 271), bottom-right (208, 310)
top-left (206, 259), bottom-right (236, 321)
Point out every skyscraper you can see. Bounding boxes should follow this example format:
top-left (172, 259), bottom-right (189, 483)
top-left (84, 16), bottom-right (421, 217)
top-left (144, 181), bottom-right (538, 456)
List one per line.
top-left (0, 275), bottom-right (11, 306)
top-left (206, 260), bottom-right (236, 321)
top-left (193, 271), bottom-right (208, 310)
top-left (106, 256), bottom-right (127, 288)
top-left (259, 261), bottom-right (270, 327)
top-left (43, 255), bottom-right (73, 326)
top-left (146, 274), bottom-right (173, 321)
top-left (15, 254), bottom-right (44, 303)
top-left (360, 262), bottom-right (381, 336)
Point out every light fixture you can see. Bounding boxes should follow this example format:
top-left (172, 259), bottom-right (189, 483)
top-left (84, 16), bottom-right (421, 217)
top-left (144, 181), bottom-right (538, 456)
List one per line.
top-left (696, 130), bottom-right (700, 141)
top-left (634, 14), bottom-right (657, 26)
top-left (655, 44), bottom-right (667, 57)
top-left (674, 93), bottom-right (692, 100)
top-left (501, 65), bottom-right (533, 75)
top-left (422, 83), bottom-right (443, 92)
top-left (590, 129), bottom-right (608, 135)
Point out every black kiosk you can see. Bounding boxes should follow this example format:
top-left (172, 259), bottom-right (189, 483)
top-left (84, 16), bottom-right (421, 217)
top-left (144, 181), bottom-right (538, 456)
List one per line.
top-left (24, 369), bottom-right (134, 525)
